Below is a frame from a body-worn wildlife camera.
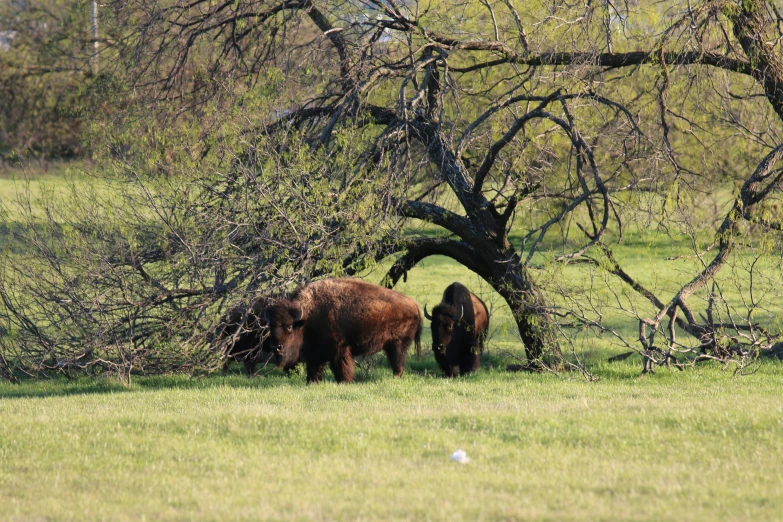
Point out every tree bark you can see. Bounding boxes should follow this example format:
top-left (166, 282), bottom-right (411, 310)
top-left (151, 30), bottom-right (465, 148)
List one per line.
top-left (730, 0), bottom-right (783, 121)
top-left (485, 254), bottom-right (559, 364)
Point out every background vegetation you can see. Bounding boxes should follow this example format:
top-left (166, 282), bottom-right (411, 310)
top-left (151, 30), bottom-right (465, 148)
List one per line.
top-left (1, 0), bottom-right (783, 375)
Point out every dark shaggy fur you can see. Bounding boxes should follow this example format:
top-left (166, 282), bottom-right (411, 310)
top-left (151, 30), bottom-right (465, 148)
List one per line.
top-left (262, 278), bottom-right (422, 384)
top-left (426, 282), bottom-right (489, 377)
top-left (213, 298), bottom-right (301, 375)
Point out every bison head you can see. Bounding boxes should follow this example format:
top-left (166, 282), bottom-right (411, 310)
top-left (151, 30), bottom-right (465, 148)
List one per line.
top-left (261, 301), bottom-right (305, 368)
top-left (424, 303), bottom-right (463, 355)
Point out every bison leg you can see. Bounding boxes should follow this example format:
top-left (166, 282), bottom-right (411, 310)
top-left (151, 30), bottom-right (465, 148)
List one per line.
top-left (306, 361), bottom-right (327, 384)
top-left (383, 341), bottom-right (406, 378)
top-left (458, 342), bottom-right (482, 375)
top-left (459, 352), bottom-right (481, 375)
top-left (330, 351), bottom-right (355, 383)
top-left (433, 349), bottom-right (454, 377)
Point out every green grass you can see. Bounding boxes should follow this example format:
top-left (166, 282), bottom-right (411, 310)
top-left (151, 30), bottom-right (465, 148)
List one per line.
top-left (2, 366), bottom-right (783, 521)
top-left (0, 162), bottom-right (89, 202)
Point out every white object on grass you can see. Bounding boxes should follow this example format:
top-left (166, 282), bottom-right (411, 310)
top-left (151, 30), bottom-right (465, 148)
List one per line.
top-left (450, 449), bottom-right (470, 464)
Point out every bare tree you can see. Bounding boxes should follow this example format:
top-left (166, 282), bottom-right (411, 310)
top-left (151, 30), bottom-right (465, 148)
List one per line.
top-left (0, 129), bottom-right (400, 381)
top-left (3, 0), bottom-right (783, 379)
top-left (110, 0), bottom-right (783, 367)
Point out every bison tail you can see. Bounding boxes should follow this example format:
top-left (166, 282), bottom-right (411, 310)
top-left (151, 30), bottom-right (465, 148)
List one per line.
top-left (414, 317), bottom-right (423, 359)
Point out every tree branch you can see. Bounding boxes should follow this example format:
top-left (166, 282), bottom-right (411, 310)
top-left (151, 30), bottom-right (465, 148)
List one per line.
top-left (730, 0), bottom-right (783, 122)
top-left (651, 143), bottom-right (783, 328)
top-left (381, 238), bottom-right (484, 288)
top-left (473, 93), bottom-right (559, 194)
top-left (449, 51), bottom-right (754, 75)
top-left (396, 200), bottom-right (476, 239)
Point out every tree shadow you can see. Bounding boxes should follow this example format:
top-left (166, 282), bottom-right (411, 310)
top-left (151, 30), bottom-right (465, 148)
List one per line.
top-left (0, 367), bottom-right (309, 399)
top-left (0, 378), bottom-right (132, 399)
top-left (0, 351), bottom-right (507, 399)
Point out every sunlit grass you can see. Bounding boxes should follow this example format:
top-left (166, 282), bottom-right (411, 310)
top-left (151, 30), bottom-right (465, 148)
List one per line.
top-left (1, 366), bottom-right (783, 521)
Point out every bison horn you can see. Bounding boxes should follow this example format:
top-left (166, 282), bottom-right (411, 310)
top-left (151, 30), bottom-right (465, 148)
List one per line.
top-left (263, 307), bottom-right (271, 324)
top-left (455, 304), bottom-right (464, 322)
top-left (293, 303), bottom-right (303, 322)
top-left (423, 304), bottom-right (432, 320)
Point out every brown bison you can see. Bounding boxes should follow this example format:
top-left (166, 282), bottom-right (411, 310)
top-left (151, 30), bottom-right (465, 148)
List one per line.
top-left (213, 298), bottom-right (301, 375)
top-left (261, 278), bottom-right (422, 384)
top-left (424, 282), bottom-right (489, 377)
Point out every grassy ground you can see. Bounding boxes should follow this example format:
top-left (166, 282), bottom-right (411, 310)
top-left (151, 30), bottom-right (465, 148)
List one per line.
top-left (2, 365), bottom-right (783, 521)
top-left (2, 168), bottom-right (783, 520)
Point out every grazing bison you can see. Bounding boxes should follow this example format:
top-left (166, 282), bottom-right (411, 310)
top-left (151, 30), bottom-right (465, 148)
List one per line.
top-left (213, 298), bottom-right (302, 376)
top-left (424, 282), bottom-right (489, 377)
top-left (261, 278), bottom-right (422, 384)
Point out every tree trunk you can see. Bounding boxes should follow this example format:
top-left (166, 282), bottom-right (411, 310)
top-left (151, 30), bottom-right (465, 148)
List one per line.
top-left (493, 278), bottom-right (557, 363)
top-left (91, 1), bottom-right (99, 75)
top-left (482, 249), bottom-right (560, 365)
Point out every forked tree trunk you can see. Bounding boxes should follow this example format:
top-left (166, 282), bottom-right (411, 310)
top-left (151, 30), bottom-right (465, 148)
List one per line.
top-left (385, 235), bottom-right (559, 366)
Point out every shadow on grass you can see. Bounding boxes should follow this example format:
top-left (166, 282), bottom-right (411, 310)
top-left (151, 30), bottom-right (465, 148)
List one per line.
top-left (0, 377), bottom-right (132, 399)
top-left (0, 365), bottom-right (312, 399)
top-left (0, 348), bottom-right (619, 399)
top-left (0, 377), bottom-right (308, 400)
top-left (0, 356), bottom-right (455, 399)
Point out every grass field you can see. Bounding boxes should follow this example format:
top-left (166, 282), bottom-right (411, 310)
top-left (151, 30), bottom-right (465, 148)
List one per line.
top-left (1, 168), bottom-right (783, 520)
top-left (2, 365), bottom-right (783, 521)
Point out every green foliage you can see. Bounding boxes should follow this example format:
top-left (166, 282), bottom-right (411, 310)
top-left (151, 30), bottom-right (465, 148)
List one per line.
top-left (0, 1), bottom-right (100, 159)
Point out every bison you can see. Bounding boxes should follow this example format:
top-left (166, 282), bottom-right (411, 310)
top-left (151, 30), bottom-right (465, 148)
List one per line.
top-left (424, 282), bottom-right (489, 377)
top-left (213, 298), bottom-right (301, 375)
top-left (261, 278), bottom-right (422, 384)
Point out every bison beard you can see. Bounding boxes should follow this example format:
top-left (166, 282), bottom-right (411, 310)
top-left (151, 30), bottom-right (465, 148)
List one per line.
top-left (425, 282), bottom-right (489, 377)
top-left (262, 278), bottom-right (423, 384)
